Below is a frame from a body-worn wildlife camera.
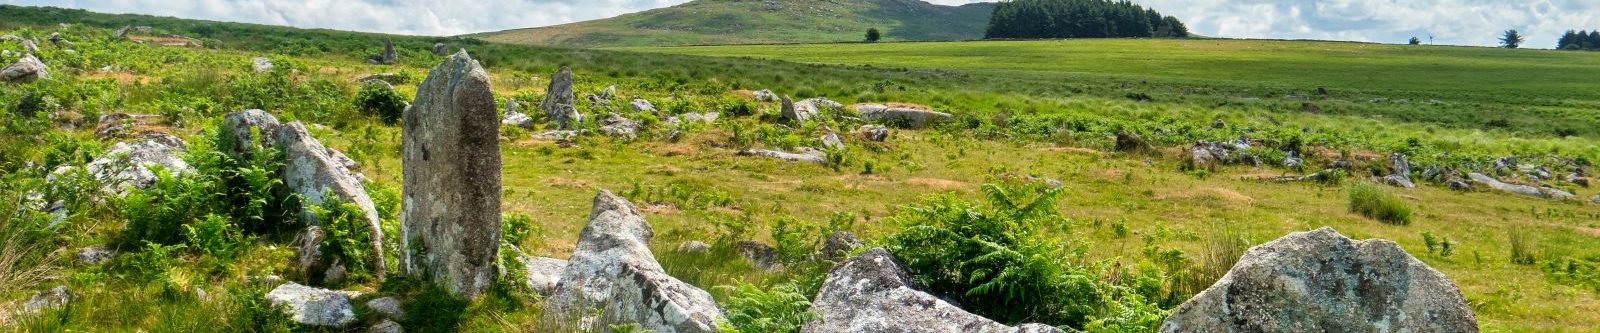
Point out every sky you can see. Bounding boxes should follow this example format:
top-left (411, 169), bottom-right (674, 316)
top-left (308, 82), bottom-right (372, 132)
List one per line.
top-left (4, 0), bottom-right (1596, 48)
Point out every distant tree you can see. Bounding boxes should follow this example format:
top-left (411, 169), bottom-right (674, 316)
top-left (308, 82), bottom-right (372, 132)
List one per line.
top-left (1408, 37), bottom-right (1421, 45)
top-left (865, 28), bottom-right (882, 42)
top-left (1558, 30), bottom-right (1577, 50)
top-left (985, 0), bottom-right (1188, 39)
top-left (1500, 29), bottom-right (1524, 49)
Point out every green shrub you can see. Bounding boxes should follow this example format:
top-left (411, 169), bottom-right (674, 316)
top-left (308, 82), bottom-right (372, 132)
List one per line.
top-left (1348, 182), bottom-right (1412, 225)
top-left (716, 282), bottom-right (817, 333)
top-left (184, 214), bottom-right (247, 259)
top-left (121, 168), bottom-right (222, 246)
top-left (227, 282), bottom-right (294, 333)
top-left (1541, 255), bottom-right (1600, 293)
top-left (309, 192), bottom-right (375, 281)
top-left (355, 82), bottom-right (408, 125)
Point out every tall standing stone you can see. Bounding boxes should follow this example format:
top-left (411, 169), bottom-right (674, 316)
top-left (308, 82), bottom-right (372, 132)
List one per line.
top-left (540, 66), bottom-right (580, 129)
top-left (381, 39), bottom-right (398, 65)
top-left (401, 50), bottom-right (501, 298)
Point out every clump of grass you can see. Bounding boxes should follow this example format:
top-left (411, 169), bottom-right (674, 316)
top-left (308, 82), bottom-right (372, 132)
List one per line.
top-left (1348, 182), bottom-right (1412, 225)
top-left (1510, 228), bottom-right (1537, 265)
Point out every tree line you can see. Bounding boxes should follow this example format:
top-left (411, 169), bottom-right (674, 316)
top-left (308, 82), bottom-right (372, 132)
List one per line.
top-left (985, 0), bottom-right (1189, 39)
top-left (1557, 30), bottom-right (1600, 51)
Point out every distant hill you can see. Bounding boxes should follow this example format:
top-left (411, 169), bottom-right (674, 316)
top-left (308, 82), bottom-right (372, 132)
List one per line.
top-left (475, 0), bottom-right (996, 47)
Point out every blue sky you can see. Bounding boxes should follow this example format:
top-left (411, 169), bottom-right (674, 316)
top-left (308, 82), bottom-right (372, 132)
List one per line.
top-left (5, 0), bottom-right (1596, 48)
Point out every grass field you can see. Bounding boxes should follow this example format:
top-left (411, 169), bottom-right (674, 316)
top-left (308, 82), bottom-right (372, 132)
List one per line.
top-left (3, 18), bottom-right (1600, 332)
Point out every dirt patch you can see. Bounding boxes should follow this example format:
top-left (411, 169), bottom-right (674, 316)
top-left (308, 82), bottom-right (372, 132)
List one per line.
top-left (645, 143), bottom-right (696, 157)
top-left (544, 177), bottom-right (594, 189)
top-left (905, 177), bottom-right (969, 191)
top-left (730, 89), bottom-right (760, 100)
top-left (1577, 227), bottom-right (1600, 238)
top-left (1100, 169), bottom-right (1127, 180)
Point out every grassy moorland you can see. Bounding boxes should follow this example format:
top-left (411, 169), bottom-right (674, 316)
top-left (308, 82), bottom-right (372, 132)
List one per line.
top-left (0, 7), bottom-right (1598, 333)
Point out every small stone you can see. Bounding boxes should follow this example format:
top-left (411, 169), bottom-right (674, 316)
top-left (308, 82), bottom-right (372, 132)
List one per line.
top-left (252, 57), bottom-right (273, 73)
top-left (818, 231), bottom-right (860, 261)
top-left (370, 319), bottom-right (403, 333)
top-left (76, 246), bottom-right (113, 265)
top-left (677, 241), bottom-right (711, 254)
top-left (21, 285), bottom-right (71, 314)
top-left (630, 98), bottom-right (656, 112)
top-left (265, 282), bottom-right (357, 327)
top-left (366, 297), bottom-right (406, 321)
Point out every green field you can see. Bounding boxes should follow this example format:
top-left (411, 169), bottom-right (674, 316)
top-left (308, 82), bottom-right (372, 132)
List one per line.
top-left (3, 8), bottom-right (1600, 333)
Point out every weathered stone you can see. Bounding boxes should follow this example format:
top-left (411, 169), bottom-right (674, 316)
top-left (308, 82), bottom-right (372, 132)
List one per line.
top-left (676, 241), bottom-right (710, 254)
top-left (630, 98), bottom-right (656, 112)
top-left (381, 39), bottom-right (397, 65)
top-left (85, 132), bottom-right (192, 195)
top-left (1384, 153), bottom-right (1416, 188)
top-left (265, 282), bottom-right (357, 327)
top-left (532, 130), bottom-right (581, 141)
top-left (76, 246), bottom-right (113, 265)
top-left (1, 54), bottom-right (47, 84)
top-left (854, 103), bottom-right (952, 128)
top-left (668, 112), bottom-right (719, 125)
top-left (276, 121), bottom-right (386, 280)
top-left (21, 286), bottom-right (71, 314)
top-left (518, 256), bottom-right (569, 295)
top-left (1468, 173), bottom-right (1574, 200)
top-left (801, 248), bottom-right (1064, 333)
top-left (818, 231), bottom-right (860, 261)
top-left (541, 190), bottom-right (723, 333)
top-left (540, 66), bottom-right (582, 129)
top-left (736, 240), bottom-right (780, 271)
top-left (780, 95), bottom-right (811, 123)
top-left (858, 125), bottom-right (889, 142)
top-left (365, 297), bottom-right (406, 321)
top-left (737, 148), bottom-right (826, 164)
top-left (50, 110), bottom-right (83, 130)
top-left (1160, 227), bottom-right (1478, 333)
top-left (502, 99), bottom-right (534, 129)
top-left (599, 114), bottom-right (641, 139)
top-left (370, 319), bottom-right (402, 333)
top-left (800, 97), bottom-right (843, 110)
top-left (292, 226), bottom-right (333, 284)
top-left (252, 57), bottom-right (273, 73)
top-left (21, 39), bottom-right (38, 54)
top-left (354, 73), bottom-right (404, 84)
top-left (432, 42), bottom-right (448, 56)
top-left (1114, 131), bottom-right (1152, 153)
top-left (752, 89), bottom-right (778, 102)
top-left (222, 109), bottom-right (281, 160)
top-left (401, 50), bottom-right (502, 298)
top-left (819, 132), bottom-right (844, 150)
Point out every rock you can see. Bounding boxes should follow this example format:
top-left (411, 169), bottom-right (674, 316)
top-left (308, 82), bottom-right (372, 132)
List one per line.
top-left (854, 103), bottom-right (952, 128)
top-left (222, 109), bottom-right (282, 160)
top-left (676, 241), bottom-right (710, 254)
top-left (668, 112), bottom-right (719, 125)
top-left (780, 95), bottom-right (811, 123)
top-left (401, 50), bottom-right (502, 298)
top-left (1384, 153), bottom-right (1416, 188)
top-left (276, 121), bottom-right (387, 280)
top-left (323, 261), bottom-right (349, 286)
top-left (1114, 131), bottom-right (1152, 153)
top-left (354, 73), bottom-right (404, 84)
top-left (540, 67), bottom-right (581, 129)
top-left (818, 231), bottom-right (860, 261)
top-left (518, 256), bottom-right (569, 295)
top-left (252, 57), bottom-right (273, 73)
top-left (1468, 173), bottom-right (1574, 200)
top-left (21, 39), bottom-right (38, 54)
top-left (1160, 227), bottom-right (1478, 333)
top-left (630, 98), bottom-right (656, 112)
top-left (502, 100), bottom-right (534, 129)
top-left (800, 97), bottom-right (843, 110)
top-left (293, 226), bottom-right (333, 284)
top-left (801, 249), bottom-right (1064, 333)
top-left (365, 297), bottom-right (405, 321)
top-left (47, 33), bottom-right (61, 45)
top-left (599, 86), bottom-right (617, 101)
top-left (532, 130), bottom-right (581, 141)
top-left (858, 125), bottom-right (890, 142)
top-left (819, 132), bottom-right (844, 150)
top-left (752, 89), bottom-right (778, 102)
top-left (85, 132), bottom-right (192, 195)
top-left (76, 246), bottom-right (113, 265)
top-left (1, 54), bottom-right (47, 84)
top-left (1282, 152), bottom-right (1304, 169)
top-left (370, 319), bottom-right (403, 333)
top-left (1184, 139), bottom-right (1259, 170)
top-left (1210, 119), bottom-right (1227, 129)
top-left (381, 39), bottom-right (397, 65)
top-left (265, 282), bottom-right (358, 327)
top-left (736, 240), bottom-right (780, 271)
top-left (1447, 180), bottom-right (1471, 191)
top-left (21, 286), bottom-right (71, 314)
top-left (432, 42), bottom-right (448, 56)
top-left (541, 190), bottom-right (724, 333)
top-left (737, 148), bottom-right (826, 164)
top-left (599, 114), bottom-right (641, 139)
top-left (50, 110), bottom-right (83, 130)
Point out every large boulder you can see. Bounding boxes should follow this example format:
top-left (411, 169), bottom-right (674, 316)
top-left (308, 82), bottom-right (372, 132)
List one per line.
top-left (1, 54), bottom-right (47, 83)
top-left (801, 248), bottom-right (1063, 333)
top-left (540, 66), bottom-right (582, 129)
top-left (541, 190), bottom-right (724, 333)
top-left (276, 121), bottom-right (386, 280)
top-left (401, 50), bottom-right (503, 298)
top-left (1468, 173), bottom-right (1575, 200)
top-left (1160, 227), bottom-right (1477, 333)
top-left (221, 109), bottom-right (281, 160)
top-left (84, 132), bottom-right (193, 195)
top-left (518, 256), bottom-right (569, 295)
top-left (854, 103), bottom-right (952, 128)
top-left (265, 282), bottom-right (357, 327)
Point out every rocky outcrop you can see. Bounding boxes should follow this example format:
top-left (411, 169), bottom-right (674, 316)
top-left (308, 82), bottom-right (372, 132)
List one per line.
top-left (1468, 173), bottom-right (1575, 200)
top-left (1160, 227), bottom-right (1478, 333)
top-left (1, 54), bottom-right (47, 84)
top-left (84, 132), bottom-right (192, 195)
top-left (1185, 139), bottom-right (1259, 170)
top-left (737, 148), bottom-right (826, 164)
top-left (276, 121), bottom-right (386, 281)
top-left (854, 103), bottom-right (952, 128)
top-left (541, 190), bottom-right (724, 333)
top-left (541, 66), bottom-right (582, 129)
top-left (801, 248), bottom-right (1064, 333)
top-left (518, 256), bottom-right (568, 295)
top-left (1384, 153), bottom-right (1416, 188)
top-left (401, 50), bottom-right (503, 298)
top-left (265, 282), bottom-right (357, 327)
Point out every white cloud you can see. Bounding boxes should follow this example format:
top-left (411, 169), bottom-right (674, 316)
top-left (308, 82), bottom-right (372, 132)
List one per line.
top-left (5, 0), bottom-right (1597, 48)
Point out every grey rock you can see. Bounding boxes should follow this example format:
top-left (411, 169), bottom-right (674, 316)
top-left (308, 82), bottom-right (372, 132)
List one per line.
top-left (1384, 153), bottom-right (1416, 188)
top-left (252, 57), bottom-right (273, 73)
top-left (541, 190), bottom-right (724, 333)
top-left (293, 226), bottom-right (333, 284)
top-left (736, 240), bottom-right (780, 271)
top-left (432, 42), bottom-right (448, 56)
top-left (371, 319), bottom-right (403, 333)
top-left (366, 297), bottom-right (406, 321)
top-left (265, 282), bottom-right (357, 327)
top-left (801, 249), bottom-right (1063, 333)
top-left (1114, 132), bottom-right (1151, 153)
top-left (1, 54), bottom-right (47, 84)
top-left (630, 98), bottom-right (656, 112)
top-left (502, 100), bottom-right (534, 129)
top-left (1161, 227), bottom-right (1477, 332)
top-left (800, 97), bottom-right (843, 110)
top-left (221, 109), bottom-right (281, 160)
top-left (76, 246), bottom-right (113, 265)
top-left (381, 39), bottom-right (397, 65)
top-left (401, 50), bottom-right (502, 298)
top-left (737, 148), bottom-right (826, 164)
top-left (819, 132), bottom-right (844, 150)
top-left (354, 73), bottom-right (404, 84)
top-left (532, 130), bottom-right (581, 141)
top-left (668, 112), bottom-right (719, 125)
top-left (518, 256), bottom-right (569, 295)
top-left (818, 231), bottom-right (860, 261)
top-left (85, 132), bottom-right (192, 195)
top-left (854, 103), bottom-right (952, 128)
top-left (780, 95), bottom-right (811, 123)
top-left (676, 241), bottom-right (711, 254)
top-left (21, 39), bottom-right (38, 54)
top-left (21, 286), bottom-right (71, 314)
top-left (1468, 173), bottom-right (1574, 200)
top-left (1447, 180), bottom-right (1471, 191)
top-left (276, 121), bottom-right (386, 281)
top-left (752, 89), bottom-right (778, 102)
top-left (858, 125), bottom-right (890, 142)
top-left (540, 66), bottom-right (582, 129)
top-left (599, 114), bottom-right (641, 139)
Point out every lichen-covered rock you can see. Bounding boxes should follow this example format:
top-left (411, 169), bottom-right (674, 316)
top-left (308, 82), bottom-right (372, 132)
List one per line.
top-left (1384, 153), bottom-right (1416, 188)
top-left (221, 109), bottom-right (281, 160)
top-left (76, 246), bottom-right (113, 265)
top-left (518, 256), bottom-right (569, 295)
top-left (85, 132), bottom-right (192, 195)
top-left (1160, 227), bottom-right (1478, 333)
top-left (858, 125), bottom-right (890, 142)
top-left (541, 190), bottom-right (724, 333)
top-left (677, 241), bottom-right (711, 254)
top-left (1, 54), bottom-right (47, 84)
top-left (752, 89), bottom-right (778, 102)
top-left (737, 148), bottom-right (826, 164)
top-left (21, 286), bottom-right (71, 314)
top-left (370, 319), bottom-right (403, 333)
top-left (1468, 173), bottom-right (1574, 200)
top-left (502, 99), bottom-right (534, 129)
top-left (599, 114), bottom-right (641, 139)
top-left (630, 98), bottom-right (656, 112)
top-left (819, 132), bottom-right (844, 150)
top-left (276, 121), bottom-right (386, 280)
top-left (801, 248), bottom-right (1064, 333)
top-left (780, 95), bottom-right (811, 123)
top-left (854, 103), bottom-right (952, 128)
top-left (401, 50), bottom-right (502, 298)
top-left (265, 282), bottom-right (357, 327)
top-left (365, 297), bottom-right (405, 321)
top-left (540, 66), bottom-right (582, 129)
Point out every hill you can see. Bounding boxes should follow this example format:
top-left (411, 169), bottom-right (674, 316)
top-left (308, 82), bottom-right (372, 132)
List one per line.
top-left (475, 0), bottom-right (996, 47)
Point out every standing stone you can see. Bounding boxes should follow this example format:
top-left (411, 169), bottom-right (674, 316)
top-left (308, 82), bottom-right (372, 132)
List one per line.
top-left (1160, 227), bottom-right (1478, 333)
top-left (780, 95), bottom-right (811, 123)
top-left (381, 39), bottom-right (397, 65)
top-left (432, 42), bottom-right (448, 56)
top-left (540, 66), bottom-right (581, 129)
top-left (541, 190), bottom-right (724, 333)
top-left (277, 121), bottom-right (387, 281)
top-left (1384, 153), bottom-right (1416, 188)
top-left (402, 50), bottom-right (502, 298)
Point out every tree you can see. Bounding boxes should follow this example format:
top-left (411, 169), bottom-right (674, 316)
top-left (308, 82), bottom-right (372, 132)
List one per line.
top-left (1500, 29), bottom-right (1524, 49)
top-left (985, 0), bottom-right (1188, 39)
top-left (865, 28), bottom-right (882, 43)
top-left (1408, 37), bottom-right (1421, 45)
